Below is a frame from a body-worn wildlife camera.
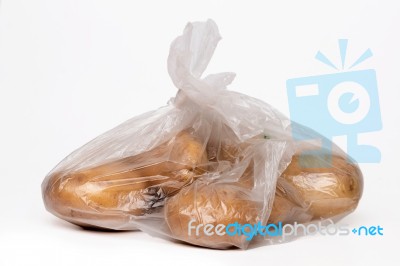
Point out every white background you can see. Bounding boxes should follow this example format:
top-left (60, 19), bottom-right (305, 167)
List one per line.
top-left (1, 0), bottom-right (399, 265)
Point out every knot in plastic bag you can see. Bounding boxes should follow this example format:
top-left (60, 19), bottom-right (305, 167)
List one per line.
top-left (168, 19), bottom-right (236, 107)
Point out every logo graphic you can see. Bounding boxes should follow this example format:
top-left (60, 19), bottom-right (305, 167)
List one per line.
top-left (286, 39), bottom-right (382, 163)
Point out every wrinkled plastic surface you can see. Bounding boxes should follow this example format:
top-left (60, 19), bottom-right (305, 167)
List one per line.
top-left (42, 20), bottom-right (363, 249)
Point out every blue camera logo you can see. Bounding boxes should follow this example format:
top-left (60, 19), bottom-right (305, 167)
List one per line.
top-left (286, 39), bottom-right (382, 163)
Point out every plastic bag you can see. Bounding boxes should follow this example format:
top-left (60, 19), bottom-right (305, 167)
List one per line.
top-left (42, 20), bottom-right (363, 249)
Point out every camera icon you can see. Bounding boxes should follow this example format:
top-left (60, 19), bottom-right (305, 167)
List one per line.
top-left (287, 65), bottom-right (382, 163)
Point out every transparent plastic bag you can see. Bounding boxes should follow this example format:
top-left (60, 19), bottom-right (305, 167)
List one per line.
top-left (42, 20), bottom-right (363, 249)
